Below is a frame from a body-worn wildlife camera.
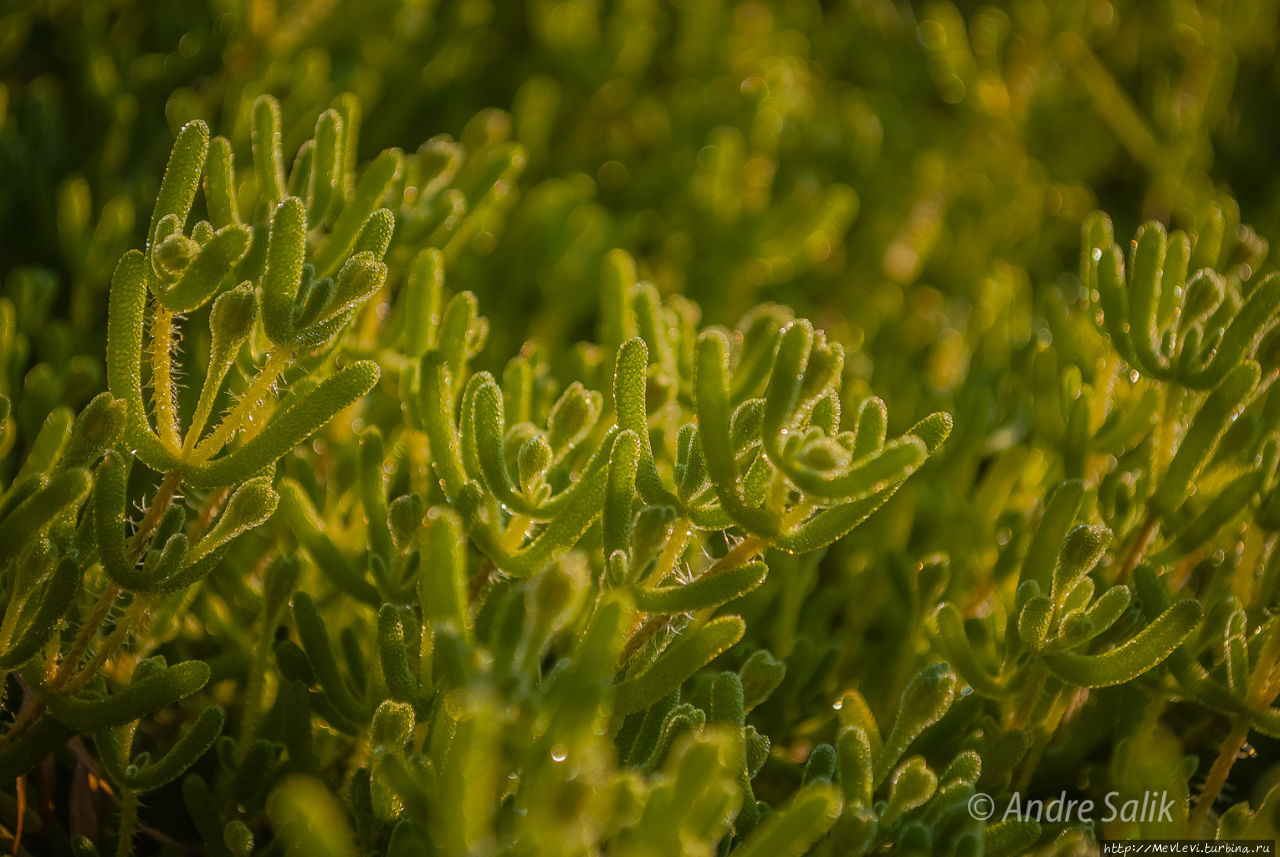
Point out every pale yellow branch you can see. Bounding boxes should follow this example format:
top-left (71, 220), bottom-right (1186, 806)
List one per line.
top-left (189, 350), bottom-right (292, 463)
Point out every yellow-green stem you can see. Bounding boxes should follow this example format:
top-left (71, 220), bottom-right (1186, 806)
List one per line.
top-left (646, 518), bottom-right (691, 587)
top-left (151, 305), bottom-right (182, 452)
top-left (190, 350), bottom-right (292, 462)
top-left (182, 356), bottom-right (239, 454)
top-left (12, 774), bottom-right (24, 856)
top-left (621, 530), bottom-right (769, 665)
top-left (1153, 383), bottom-right (1184, 482)
top-left (501, 513), bottom-right (532, 553)
top-left (52, 584), bottom-right (121, 690)
top-left (115, 789), bottom-right (138, 857)
top-left (61, 595), bottom-right (155, 695)
top-left (705, 534), bottom-right (768, 577)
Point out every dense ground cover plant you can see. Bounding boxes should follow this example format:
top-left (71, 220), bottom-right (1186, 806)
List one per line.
top-left (6, 2), bottom-right (1280, 856)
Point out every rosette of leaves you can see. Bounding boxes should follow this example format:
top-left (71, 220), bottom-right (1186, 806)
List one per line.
top-left (410, 248), bottom-right (951, 581)
top-left (805, 663), bottom-right (1052, 857)
top-left (924, 481), bottom-right (1204, 847)
top-left (1074, 209), bottom-right (1280, 573)
top-left (933, 481), bottom-right (1203, 721)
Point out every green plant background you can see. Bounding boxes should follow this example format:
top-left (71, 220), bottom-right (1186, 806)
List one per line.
top-left (4, 0), bottom-right (1280, 854)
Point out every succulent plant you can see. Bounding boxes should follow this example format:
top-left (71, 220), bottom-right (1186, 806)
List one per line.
top-left (5, 2), bottom-right (1280, 855)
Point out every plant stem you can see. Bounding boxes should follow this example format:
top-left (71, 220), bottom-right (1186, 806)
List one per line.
top-left (237, 554), bottom-right (281, 760)
top-left (1116, 512), bottom-right (1157, 583)
top-left (1086, 352), bottom-right (1120, 483)
top-left (1152, 382), bottom-right (1180, 480)
top-left (1115, 382), bottom-right (1185, 583)
top-left (52, 584), bottom-right (121, 690)
top-left (128, 471), bottom-right (185, 561)
top-left (644, 518), bottom-right (691, 587)
top-left (188, 485), bottom-right (231, 544)
top-left (190, 349), bottom-right (291, 462)
top-left (1012, 684), bottom-right (1073, 794)
top-left (704, 533), bottom-right (767, 577)
top-left (1253, 536), bottom-right (1280, 619)
top-left (151, 305), bottom-right (182, 452)
top-left (1190, 717), bottom-right (1249, 833)
top-left (115, 789), bottom-right (138, 857)
top-left (619, 615), bottom-right (665, 666)
top-left (182, 356), bottom-right (238, 455)
top-left (63, 595), bottom-right (155, 694)
top-left (1010, 661), bottom-right (1049, 730)
top-left (501, 513), bottom-right (532, 553)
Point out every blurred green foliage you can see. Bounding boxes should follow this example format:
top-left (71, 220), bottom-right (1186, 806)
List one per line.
top-left (4, 0), bottom-right (1280, 854)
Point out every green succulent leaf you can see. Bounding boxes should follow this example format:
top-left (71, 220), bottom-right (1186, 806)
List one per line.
top-left (105, 251), bottom-right (179, 472)
top-left (614, 616), bottom-right (746, 716)
top-left (1042, 599), bottom-right (1203, 687)
top-left (154, 224), bottom-right (250, 313)
top-left (1153, 361), bottom-right (1260, 516)
top-left (0, 557), bottom-right (82, 669)
top-left (47, 660), bottom-right (211, 731)
top-left (148, 120), bottom-right (209, 250)
top-left (730, 784), bottom-right (842, 857)
top-left (634, 562), bottom-right (767, 614)
top-left (251, 96), bottom-right (286, 209)
top-left (122, 705), bottom-right (225, 792)
top-left (184, 360), bottom-right (380, 488)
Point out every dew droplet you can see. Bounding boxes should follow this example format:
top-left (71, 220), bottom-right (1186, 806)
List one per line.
top-left (550, 745), bottom-right (568, 762)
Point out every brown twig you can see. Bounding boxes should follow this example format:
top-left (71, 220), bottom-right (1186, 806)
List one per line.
top-left (1115, 513), bottom-right (1158, 583)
